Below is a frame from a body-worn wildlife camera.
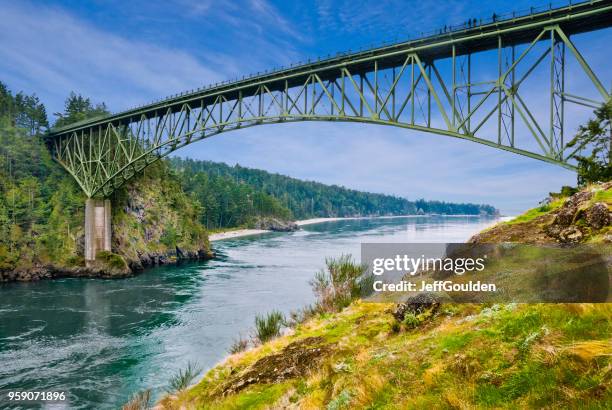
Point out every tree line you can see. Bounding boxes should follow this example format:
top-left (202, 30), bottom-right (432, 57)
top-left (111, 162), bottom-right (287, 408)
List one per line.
top-left (169, 157), bottom-right (499, 229)
top-left (0, 83), bottom-right (95, 269)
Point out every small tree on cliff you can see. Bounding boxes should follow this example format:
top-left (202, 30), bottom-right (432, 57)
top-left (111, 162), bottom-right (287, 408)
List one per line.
top-left (567, 100), bottom-right (612, 184)
top-left (54, 92), bottom-right (109, 128)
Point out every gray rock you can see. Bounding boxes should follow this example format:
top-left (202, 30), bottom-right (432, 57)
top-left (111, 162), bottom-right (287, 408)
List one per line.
top-left (392, 292), bottom-right (441, 322)
top-left (553, 206), bottom-right (576, 227)
top-left (566, 190), bottom-right (593, 209)
top-left (544, 223), bottom-right (563, 239)
top-left (558, 226), bottom-right (583, 243)
top-left (585, 202), bottom-right (610, 230)
top-left (254, 217), bottom-right (298, 232)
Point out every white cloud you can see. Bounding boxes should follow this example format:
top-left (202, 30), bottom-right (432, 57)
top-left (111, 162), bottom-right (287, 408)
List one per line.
top-left (0, 1), bottom-right (224, 114)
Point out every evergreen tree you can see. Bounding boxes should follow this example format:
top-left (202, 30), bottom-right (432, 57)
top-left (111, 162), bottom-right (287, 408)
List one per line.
top-left (567, 101), bottom-right (612, 184)
top-left (54, 92), bottom-right (109, 128)
top-left (0, 82), bottom-right (48, 135)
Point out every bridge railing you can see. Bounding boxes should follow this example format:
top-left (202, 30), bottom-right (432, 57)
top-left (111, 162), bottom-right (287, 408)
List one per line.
top-left (120, 0), bottom-right (594, 115)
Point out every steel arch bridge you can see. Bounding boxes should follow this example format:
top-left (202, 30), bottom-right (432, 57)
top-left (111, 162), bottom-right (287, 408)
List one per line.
top-left (49, 0), bottom-right (612, 199)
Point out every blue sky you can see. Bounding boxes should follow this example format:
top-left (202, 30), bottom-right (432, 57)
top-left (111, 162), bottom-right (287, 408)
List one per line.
top-left (1, 0), bottom-right (610, 214)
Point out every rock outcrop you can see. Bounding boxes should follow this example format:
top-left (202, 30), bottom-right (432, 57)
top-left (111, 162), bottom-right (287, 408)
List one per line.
top-left (254, 217), bottom-right (298, 232)
top-left (1, 161), bottom-right (214, 282)
top-left (586, 202), bottom-right (610, 230)
top-left (470, 184), bottom-right (611, 245)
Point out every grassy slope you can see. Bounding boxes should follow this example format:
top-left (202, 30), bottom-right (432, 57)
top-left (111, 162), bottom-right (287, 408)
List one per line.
top-left (159, 184), bottom-right (612, 409)
top-left (163, 302), bottom-right (610, 409)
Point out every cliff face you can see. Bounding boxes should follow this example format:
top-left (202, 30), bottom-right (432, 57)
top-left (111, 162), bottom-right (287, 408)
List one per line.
top-left (111, 162), bottom-right (213, 273)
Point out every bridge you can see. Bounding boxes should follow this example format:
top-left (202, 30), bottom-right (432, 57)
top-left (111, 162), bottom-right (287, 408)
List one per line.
top-left (47, 0), bottom-right (612, 262)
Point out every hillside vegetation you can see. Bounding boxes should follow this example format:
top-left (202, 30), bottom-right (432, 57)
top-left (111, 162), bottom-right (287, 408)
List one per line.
top-left (0, 84), bottom-right (212, 281)
top-left (158, 183), bottom-right (611, 409)
top-left (471, 182), bottom-right (611, 244)
top-left (161, 302), bottom-right (610, 409)
top-left (170, 157), bottom-right (498, 230)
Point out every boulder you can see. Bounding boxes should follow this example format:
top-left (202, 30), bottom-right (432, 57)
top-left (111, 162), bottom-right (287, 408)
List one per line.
top-left (585, 202), bottom-right (610, 230)
top-left (544, 223), bottom-right (563, 239)
top-left (553, 206), bottom-right (576, 227)
top-left (566, 190), bottom-right (593, 209)
top-left (558, 226), bottom-right (583, 243)
top-left (392, 292), bottom-right (441, 322)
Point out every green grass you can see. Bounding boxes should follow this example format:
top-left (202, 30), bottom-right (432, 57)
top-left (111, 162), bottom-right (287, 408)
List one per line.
top-left (161, 302), bottom-right (611, 409)
top-left (438, 332), bottom-right (475, 352)
top-left (505, 198), bottom-right (564, 225)
top-left (223, 383), bottom-right (290, 410)
top-left (592, 188), bottom-right (612, 204)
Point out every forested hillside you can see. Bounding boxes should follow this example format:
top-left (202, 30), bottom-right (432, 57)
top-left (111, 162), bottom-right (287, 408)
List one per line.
top-left (0, 83), bottom-right (211, 281)
top-left (169, 157), bottom-right (498, 229)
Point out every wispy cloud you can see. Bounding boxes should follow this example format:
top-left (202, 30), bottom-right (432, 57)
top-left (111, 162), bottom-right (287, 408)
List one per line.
top-left (313, 0), bottom-right (467, 41)
top-left (0, 1), bottom-right (225, 114)
top-left (170, 0), bottom-right (307, 66)
top-left (249, 0), bottom-right (306, 42)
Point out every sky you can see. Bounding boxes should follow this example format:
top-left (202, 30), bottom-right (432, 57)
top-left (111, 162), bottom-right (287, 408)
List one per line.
top-left (1, 0), bottom-right (610, 214)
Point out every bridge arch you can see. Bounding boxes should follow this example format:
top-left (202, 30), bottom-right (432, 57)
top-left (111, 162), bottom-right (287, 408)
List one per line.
top-left (86, 113), bottom-right (580, 200)
top-left (46, 0), bottom-right (612, 261)
top-left (50, 2), bottom-right (612, 198)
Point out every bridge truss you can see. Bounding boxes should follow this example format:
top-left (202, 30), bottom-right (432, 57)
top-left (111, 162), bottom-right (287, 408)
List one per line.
top-left (49, 0), bottom-right (612, 198)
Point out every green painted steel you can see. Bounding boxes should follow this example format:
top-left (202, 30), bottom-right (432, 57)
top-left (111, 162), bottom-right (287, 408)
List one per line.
top-left (48, 0), bottom-right (612, 198)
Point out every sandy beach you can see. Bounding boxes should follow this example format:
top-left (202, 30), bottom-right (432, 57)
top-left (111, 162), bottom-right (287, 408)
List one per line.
top-left (208, 216), bottom-right (420, 241)
top-left (208, 217), bottom-right (362, 241)
top-left (208, 214), bottom-right (496, 241)
top-left (208, 229), bottom-right (270, 241)
top-left (295, 217), bottom-right (351, 226)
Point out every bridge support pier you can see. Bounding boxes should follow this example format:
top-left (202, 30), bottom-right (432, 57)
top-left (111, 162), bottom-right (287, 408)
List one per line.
top-left (84, 198), bottom-right (111, 265)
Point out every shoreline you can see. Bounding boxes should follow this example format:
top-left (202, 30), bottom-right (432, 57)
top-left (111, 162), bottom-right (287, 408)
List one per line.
top-left (208, 214), bottom-right (500, 242)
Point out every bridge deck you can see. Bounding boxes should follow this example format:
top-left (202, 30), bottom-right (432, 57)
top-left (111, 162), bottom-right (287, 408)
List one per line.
top-left (50, 0), bottom-right (612, 136)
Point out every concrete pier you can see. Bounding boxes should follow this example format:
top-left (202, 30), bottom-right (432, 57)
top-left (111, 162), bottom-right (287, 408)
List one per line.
top-left (85, 198), bottom-right (111, 263)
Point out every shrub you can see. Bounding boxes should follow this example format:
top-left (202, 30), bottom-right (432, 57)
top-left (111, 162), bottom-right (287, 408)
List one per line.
top-left (402, 313), bottom-right (421, 329)
top-left (566, 101), bottom-right (611, 185)
top-left (167, 361), bottom-right (202, 393)
top-left (229, 336), bottom-right (249, 354)
top-left (254, 310), bottom-right (285, 343)
top-left (96, 250), bottom-right (128, 270)
top-left (122, 389), bottom-right (151, 410)
top-left (309, 254), bottom-right (369, 313)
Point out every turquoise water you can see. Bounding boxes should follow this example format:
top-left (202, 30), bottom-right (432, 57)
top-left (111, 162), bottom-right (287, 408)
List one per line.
top-left (0, 216), bottom-right (496, 409)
